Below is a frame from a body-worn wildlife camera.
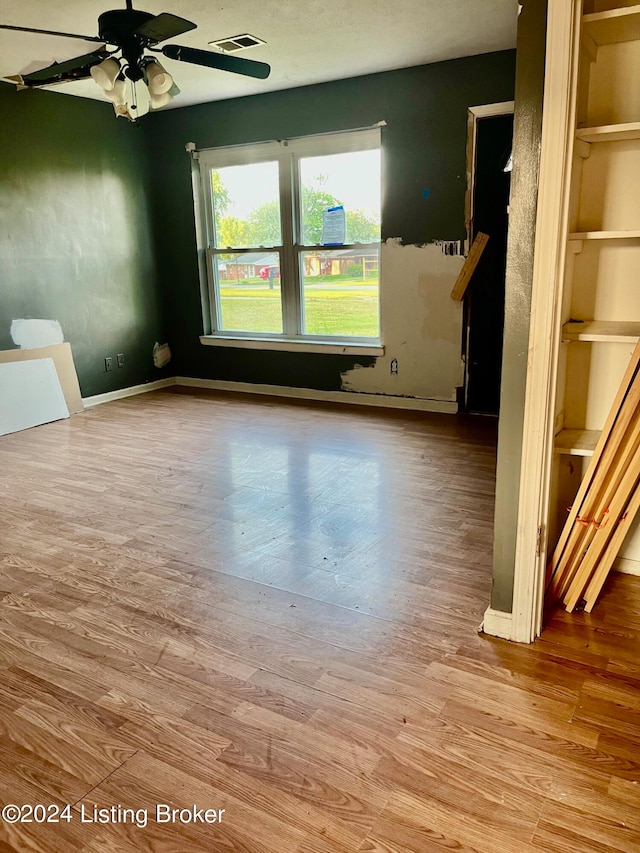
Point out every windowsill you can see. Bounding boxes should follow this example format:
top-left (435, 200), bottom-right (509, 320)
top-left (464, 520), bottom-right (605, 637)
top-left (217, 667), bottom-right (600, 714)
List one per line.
top-left (199, 335), bottom-right (384, 356)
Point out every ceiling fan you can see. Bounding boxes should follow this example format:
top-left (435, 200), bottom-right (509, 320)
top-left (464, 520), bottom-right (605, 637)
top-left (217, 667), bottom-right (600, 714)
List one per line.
top-left (1, 0), bottom-right (271, 119)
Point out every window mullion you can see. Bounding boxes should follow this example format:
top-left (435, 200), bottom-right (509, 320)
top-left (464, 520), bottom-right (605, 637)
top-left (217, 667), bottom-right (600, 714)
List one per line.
top-left (278, 148), bottom-right (300, 336)
top-left (205, 249), bottom-right (221, 331)
top-left (201, 167), bottom-right (222, 332)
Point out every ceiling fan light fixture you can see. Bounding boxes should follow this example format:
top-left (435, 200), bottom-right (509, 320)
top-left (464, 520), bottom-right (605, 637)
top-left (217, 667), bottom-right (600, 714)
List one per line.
top-left (149, 89), bottom-right (173, 110)
top-left (89, 57), bottom-right (121, 90)
top-left (2, 3), bottom-right (272, 120)
top-left (146, 60), bottom-right (173, 95)
top-left (103, 77), bottom-right (127, 104)
top-left (113, 102), bottom-right (136, 120)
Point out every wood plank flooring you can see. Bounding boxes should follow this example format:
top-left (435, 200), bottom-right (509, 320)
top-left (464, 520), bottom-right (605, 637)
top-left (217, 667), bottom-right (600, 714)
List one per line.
top-left (0, 387), bottom-right (639, 852)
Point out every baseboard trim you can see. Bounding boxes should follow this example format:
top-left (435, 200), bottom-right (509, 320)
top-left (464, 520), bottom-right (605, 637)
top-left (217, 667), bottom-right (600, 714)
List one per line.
top-left (175, 377), bottom-right (458, 414)
top-left (613, 557), bottom-right (640, 577)
top-left (82, 378), bottom-right (176, 408)
top-left (481, 607), bottom-right (514, 641)
top-left (81, 374), bottom-right (459, 414)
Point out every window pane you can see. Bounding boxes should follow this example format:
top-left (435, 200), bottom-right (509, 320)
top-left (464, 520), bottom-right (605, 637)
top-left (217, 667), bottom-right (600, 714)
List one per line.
top-left (215, 254), bottom-right (283, 333)
top-left (299, 150), bottom-right (381, 246)
top-left (301, 248), bottom-right (379, 337)
top-left (211, 162), bottom-right (281, 249)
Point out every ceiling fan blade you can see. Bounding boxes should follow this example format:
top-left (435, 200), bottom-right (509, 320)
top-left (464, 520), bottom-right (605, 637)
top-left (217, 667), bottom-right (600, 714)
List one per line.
top-left (162, 44), bottom-right (270, 80)
top-left (135, 13), bottom-right (196, 43)
top-left (20, 50), bottom-right (108, 85)
top-left (0, 24), bottom-right (102, 43)
top-left (9, 62), bottom-right (99, 89)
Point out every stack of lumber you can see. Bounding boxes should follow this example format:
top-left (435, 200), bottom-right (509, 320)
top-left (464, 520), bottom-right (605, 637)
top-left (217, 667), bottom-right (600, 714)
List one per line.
top-left (546, 340), bottom-right (640, 612)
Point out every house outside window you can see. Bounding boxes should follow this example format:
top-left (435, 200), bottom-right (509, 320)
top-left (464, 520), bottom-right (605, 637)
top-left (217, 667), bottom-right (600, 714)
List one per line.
top-left (195, 128), bottom-right (382, 348)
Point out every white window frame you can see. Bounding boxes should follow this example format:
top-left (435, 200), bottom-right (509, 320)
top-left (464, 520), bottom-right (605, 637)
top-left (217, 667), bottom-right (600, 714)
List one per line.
top-left (194, 128), bottom-right (383, 355)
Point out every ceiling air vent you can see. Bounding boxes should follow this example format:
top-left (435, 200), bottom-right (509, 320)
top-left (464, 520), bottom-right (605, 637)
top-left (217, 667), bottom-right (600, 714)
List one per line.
top-left (208, 34), bottom-right (266, 53)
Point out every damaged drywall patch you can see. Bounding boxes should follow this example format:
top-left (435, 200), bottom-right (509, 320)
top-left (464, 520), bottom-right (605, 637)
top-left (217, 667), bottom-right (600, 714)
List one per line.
top-left (435, 240), bottom-right (464, 256)
top-left (341, 239), bottom-right (464, 402)
top-left (153, 342), bottom-right (172, 368)
top-left (10, 319), bottom-right (64, 349)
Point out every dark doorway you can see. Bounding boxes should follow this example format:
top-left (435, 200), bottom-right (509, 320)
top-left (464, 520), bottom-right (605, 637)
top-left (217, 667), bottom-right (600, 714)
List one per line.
top-left (465, 113), bottom-right (513, 415)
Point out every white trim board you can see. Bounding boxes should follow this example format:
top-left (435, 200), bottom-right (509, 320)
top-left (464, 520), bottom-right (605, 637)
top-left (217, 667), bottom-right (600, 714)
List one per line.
top-left (468, 101), bottom-right (515, 119)
top-left (176, 377), bottom-right (457, 413)
top-left (200, 335), bottom-right (384, 357)
top-left (481, 607), bottom-right (514, 641)
top-left (82, 378), bottom-right (176, 408)
top-left (613, 557), bottom-right (640, 577)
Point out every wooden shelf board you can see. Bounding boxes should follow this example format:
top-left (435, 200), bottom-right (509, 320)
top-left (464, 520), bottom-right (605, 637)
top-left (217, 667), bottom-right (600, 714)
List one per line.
top-left (563, 320), bottom-right (640, 343)
top-left (554, 429), bottom-right (601, 457)
top-left (568, 230), bottom-right (640, 241)
top-left (576, 122), bottom-right (640, 144)
top-left (583, 6), bottom-right (640, 46)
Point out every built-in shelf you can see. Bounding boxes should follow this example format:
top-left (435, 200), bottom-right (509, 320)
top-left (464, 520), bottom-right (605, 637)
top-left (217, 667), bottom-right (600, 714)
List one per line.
top-left (568, 230), bottom-right (640, 241)
top-left (554, 428), bottom-right (600, 457)
top-left (576, 122), bottom-right (640, 144)
top-left (562, 320), bottom-right (640, 343)
top-left (583, 6), bottom-right (640, 46)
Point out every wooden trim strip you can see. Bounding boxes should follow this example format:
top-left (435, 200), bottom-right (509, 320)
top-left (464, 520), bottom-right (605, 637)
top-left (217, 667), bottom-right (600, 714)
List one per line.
top-left (450, 232), bottom-right (489, 301)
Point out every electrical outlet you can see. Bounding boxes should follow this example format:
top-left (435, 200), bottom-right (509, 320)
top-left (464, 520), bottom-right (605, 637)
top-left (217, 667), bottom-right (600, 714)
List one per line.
top-left (105, 357), bottom-right (113, 372)
top-left (117, 353), bottom-right (125, 368)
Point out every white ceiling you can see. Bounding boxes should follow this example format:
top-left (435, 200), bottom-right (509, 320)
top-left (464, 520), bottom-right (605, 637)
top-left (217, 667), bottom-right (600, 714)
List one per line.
top-left (0, 1), bottom-right (518, 110)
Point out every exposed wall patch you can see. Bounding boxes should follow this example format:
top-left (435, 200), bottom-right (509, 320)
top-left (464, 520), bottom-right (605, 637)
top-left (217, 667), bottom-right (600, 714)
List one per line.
top-left (341, 239), bottom-right (464, 403)
top-left (153, 342), bottom-right (172, 368)
top-left (435, 240), bottom-right (464, 256)
top-left (10, 319), bottom-right (64, 349)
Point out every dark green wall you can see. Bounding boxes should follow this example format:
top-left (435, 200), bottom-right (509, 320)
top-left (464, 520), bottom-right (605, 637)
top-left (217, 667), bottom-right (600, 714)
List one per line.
top-left (0, 82), bottom-right (168, 398)
top-left (145, 51), bottom-right (516, 387)
top-left (0, 51), bottom-right (516, 399)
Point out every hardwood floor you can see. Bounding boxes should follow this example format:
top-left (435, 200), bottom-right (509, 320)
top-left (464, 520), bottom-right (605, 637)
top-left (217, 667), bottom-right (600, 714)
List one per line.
top-left (0, 387), bottom-right (639, 852)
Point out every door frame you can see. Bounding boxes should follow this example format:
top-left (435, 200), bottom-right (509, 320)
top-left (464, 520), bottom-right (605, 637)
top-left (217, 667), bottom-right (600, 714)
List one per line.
top-left (462, 101), bottom-right (514, 411)
top-left (464, 101), bottom-right (515, 248)
top-left (485, 0), bottom-right (582, 643)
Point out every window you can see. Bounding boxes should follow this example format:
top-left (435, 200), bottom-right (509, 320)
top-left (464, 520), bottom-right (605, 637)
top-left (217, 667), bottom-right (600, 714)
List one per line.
top-left (196, 128), bottom-right (381, 349)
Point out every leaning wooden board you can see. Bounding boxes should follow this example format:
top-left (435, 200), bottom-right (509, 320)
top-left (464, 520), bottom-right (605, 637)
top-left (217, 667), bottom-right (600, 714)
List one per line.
top-left (546, 340), bottom-right (640, 612)
top-left (564, 441), bottom-right (640, 611)
top-left (553, 398), bottom-right (640, 603)
top-left (546, 339), bottom-right (640, 596)
top-left (450, 232), bottom-right (489, 301)
top-left (584, 479), bottom-right (640, 610)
